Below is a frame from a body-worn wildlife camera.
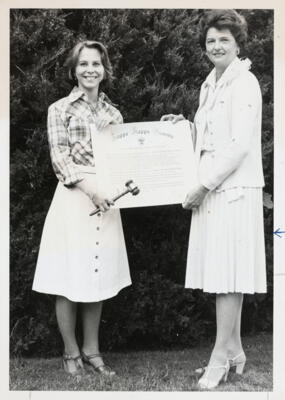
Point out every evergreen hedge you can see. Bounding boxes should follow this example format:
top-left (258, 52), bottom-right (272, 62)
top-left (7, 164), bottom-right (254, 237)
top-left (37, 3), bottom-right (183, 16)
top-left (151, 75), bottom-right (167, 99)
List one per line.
top-left (10, 9), bottom-right (273, 356)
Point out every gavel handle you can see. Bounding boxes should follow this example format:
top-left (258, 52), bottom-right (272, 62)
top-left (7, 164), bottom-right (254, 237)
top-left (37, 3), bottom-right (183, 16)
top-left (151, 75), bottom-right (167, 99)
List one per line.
top-left (89, 188), bottom-right (130, 216)
top-left (112, 188), bottom-right (130, 202)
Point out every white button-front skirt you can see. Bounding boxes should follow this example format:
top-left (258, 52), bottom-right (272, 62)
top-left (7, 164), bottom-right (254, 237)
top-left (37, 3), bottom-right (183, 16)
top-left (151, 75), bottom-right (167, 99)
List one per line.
top-left (32, 170), bottom-right (131, 302)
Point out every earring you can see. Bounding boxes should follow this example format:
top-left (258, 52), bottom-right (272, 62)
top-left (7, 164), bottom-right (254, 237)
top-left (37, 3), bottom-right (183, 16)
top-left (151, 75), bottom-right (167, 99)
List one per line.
top-left (236, 48), bottom-right (240, 55)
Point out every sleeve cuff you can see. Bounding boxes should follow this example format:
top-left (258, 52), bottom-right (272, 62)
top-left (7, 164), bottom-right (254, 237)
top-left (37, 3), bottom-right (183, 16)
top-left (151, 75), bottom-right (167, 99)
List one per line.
top-left (199, 176), bottom-right (217, 191)
top-left (63, 176), bottom-right (84, 188)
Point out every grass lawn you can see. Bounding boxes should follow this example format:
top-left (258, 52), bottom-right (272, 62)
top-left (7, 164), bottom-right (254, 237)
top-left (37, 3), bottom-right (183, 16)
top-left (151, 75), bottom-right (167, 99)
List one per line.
top-left (10, 333), bottom-right (272, 391)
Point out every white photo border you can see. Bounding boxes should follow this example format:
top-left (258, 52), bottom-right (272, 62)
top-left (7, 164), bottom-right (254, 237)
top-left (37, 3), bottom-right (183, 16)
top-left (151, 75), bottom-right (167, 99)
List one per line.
top-left (1, 1), bottom-right (284, 399)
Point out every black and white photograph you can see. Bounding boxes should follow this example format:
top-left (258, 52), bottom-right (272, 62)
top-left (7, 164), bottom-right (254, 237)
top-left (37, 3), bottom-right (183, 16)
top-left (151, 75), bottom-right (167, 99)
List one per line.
top-left (1, 0), bottom-right (284, 397)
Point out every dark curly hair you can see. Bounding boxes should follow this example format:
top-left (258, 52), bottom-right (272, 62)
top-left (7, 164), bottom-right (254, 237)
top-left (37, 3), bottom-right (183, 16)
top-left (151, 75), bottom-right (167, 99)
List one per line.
top-left (65, 40), bottom-right (113, 84)
top-left (199, 9), bottom-right (248, 51)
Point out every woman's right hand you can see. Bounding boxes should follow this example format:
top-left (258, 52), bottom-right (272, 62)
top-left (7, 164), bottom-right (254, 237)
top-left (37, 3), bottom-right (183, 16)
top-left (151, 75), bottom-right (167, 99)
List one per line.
top-left (160, 114), bottom-right (185, 124)
top-left (75, 180), bottom-right (114, 212)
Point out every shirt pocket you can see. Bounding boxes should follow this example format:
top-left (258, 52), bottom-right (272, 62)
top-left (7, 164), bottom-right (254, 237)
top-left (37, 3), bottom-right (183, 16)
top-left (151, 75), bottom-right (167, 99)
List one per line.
top-left (67, 115), bottom-right (91, 144)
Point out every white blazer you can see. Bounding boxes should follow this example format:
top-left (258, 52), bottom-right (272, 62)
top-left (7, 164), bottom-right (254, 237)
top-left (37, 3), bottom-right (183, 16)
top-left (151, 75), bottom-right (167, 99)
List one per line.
top-left (194, 57), bottom-right (265, 191)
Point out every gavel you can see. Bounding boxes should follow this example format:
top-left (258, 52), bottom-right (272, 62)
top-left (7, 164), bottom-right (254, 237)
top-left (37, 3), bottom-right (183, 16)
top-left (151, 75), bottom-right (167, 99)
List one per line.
top-left (89, 180), bottom-right (140, 216)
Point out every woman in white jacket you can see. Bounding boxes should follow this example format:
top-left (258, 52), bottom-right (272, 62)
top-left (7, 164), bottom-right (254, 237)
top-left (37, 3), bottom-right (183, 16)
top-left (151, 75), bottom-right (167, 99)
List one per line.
top-left (162, 9), bottom-right (266, 389)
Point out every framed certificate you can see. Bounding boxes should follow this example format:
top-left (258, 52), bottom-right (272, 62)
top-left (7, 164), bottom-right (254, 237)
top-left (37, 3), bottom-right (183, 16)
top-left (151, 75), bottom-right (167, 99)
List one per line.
top-left (90, 120), bottom-right (198, 208)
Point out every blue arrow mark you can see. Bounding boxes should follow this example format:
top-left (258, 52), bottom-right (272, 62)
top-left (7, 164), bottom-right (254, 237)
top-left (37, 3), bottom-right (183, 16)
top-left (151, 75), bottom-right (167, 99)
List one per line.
top-left (274, 228), bottom-right (285, 238)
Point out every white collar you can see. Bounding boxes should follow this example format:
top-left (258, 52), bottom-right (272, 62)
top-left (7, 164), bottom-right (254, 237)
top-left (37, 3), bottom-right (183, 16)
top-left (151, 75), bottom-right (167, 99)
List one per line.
top-left (204, 57), bottom-right (252, 89)
top-left (67, 86), bottom-right (106, 104)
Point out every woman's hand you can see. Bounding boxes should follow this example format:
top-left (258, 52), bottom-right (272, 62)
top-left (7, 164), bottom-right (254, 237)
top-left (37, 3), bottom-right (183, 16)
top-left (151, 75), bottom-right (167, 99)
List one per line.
top-left (182, 184), bottom-right (209, 210)
top-left (160, 114), bottom-right (185, 124)
top-left (76, 180), bottom-right (114, 212)
top-left (95, 114), bottom-right (114, 131)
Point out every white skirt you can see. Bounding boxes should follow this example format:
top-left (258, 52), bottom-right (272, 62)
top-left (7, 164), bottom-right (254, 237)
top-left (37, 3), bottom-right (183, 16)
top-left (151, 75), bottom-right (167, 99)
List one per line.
top-left (185, 158), bottom-right (267, 294)
top-left (32, 169), bottom-right (131, 302)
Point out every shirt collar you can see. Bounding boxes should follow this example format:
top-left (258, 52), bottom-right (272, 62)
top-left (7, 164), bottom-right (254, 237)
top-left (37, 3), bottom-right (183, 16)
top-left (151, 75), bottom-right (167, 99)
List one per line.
top-left (204, 57), bottom-right (252, 89)
top-left (67, 86), bottom-right (106, 104)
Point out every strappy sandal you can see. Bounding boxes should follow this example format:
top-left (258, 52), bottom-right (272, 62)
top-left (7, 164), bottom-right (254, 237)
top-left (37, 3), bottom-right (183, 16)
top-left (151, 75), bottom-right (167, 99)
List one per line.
top-left (81, 351), bottom-right (116, 377)
top-left (195, 365), bottom-right (206, 376)
top-left (196, 351), bottom-right (247, 376)
top-left (228, 351), bottom-right (246, 374)
top-left (197, 361), bottom-right (230, 390)
top-left (62, 353), bottom-right (84, 376)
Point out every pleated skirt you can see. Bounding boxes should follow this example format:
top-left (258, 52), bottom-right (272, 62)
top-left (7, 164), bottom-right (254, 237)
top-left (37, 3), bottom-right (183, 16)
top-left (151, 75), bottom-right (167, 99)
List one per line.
top-left (185, 161), bottom-right (267, 294)
top-left (32, 168), bottom-right (131, 302)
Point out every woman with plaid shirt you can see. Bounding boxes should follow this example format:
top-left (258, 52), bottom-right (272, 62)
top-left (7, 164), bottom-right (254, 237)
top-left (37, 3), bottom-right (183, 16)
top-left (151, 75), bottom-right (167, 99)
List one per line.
top-left (32, 41), bottom-right (131, 377)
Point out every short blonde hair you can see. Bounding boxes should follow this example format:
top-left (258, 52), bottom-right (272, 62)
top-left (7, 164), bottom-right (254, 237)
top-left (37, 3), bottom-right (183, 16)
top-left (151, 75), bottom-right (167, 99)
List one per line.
top-left (65, 40), bottom-right (113, 83)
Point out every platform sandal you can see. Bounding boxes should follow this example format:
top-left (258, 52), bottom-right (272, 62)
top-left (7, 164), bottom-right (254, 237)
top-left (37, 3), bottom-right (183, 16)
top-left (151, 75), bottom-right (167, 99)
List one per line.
top-left (81, 351), bottom-right (116, 377)
top-left (62, 353), bottom-right (84, 376)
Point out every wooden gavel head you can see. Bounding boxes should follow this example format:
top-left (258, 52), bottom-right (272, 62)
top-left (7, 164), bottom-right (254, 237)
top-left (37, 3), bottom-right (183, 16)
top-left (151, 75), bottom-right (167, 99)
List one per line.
top-left (125, 180), bottom-right (140, 196)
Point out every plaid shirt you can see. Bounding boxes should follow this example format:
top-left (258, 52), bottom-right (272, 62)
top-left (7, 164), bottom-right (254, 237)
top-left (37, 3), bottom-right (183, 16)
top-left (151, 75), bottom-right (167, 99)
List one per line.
top-left (47, 86), bottom-right (123, 186)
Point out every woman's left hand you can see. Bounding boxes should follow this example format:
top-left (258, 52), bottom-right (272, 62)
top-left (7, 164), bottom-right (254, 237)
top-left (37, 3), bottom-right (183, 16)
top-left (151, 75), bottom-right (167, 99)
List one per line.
top-left (182, 184), bottom-right (209, 210)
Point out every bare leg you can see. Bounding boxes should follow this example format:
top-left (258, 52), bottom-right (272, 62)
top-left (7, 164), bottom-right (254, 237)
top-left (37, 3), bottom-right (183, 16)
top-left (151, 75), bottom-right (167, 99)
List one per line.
top-left (81, 301), bottom-right (115, 376)
top-left (56, 295), bottom-right (80, 355)
top-left (227, 294), bottom-right (244, 358)
top-left (210, 293), bottom-right (243, 364)
top-left (81, 301), bottom-right (103, 368)
top-left (56, 295), bottom-right (83, 373)
top-left (199, 293), bottom-right (243, 387)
